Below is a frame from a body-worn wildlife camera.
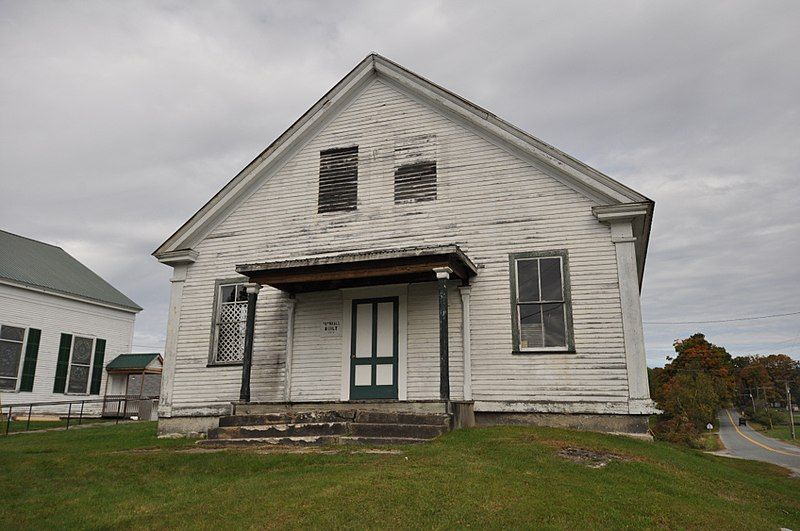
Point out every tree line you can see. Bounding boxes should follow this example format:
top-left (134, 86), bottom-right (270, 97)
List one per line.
top-left (648, 333), bottom-right (799, 445)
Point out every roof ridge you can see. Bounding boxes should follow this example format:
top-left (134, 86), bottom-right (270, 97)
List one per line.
top-left (0, 229), bottom-right (64, 250)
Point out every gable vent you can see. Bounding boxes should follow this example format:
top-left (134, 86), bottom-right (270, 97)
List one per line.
top-left (394, 161), bottom-right (437, 203)
top-left (394, 135), bottom-right (437, 204)
top-left (318, 146), bottom-right (358, 213)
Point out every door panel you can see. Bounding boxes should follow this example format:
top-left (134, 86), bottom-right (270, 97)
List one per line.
top-left (376, 302), bottom-right (394, 357)
top-left (354, 303), bottom-right (373, 358)
top-left (350, 297), bottom-right (398, 400)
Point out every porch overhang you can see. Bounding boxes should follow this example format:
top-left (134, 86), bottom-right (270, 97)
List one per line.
top-left (235, 245), bottom-right (478, 293)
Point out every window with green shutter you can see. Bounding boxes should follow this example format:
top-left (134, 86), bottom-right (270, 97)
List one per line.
top-left (53, 333), bottom-right (73, 393)
top-left (19, 328), bottom-right (41, 392)
top-left (89, 339), bottom-right (106, 395)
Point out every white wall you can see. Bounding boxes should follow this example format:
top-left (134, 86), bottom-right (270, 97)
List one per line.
top-left (164, 78), bottom-right (630, 415)
top-left (0, 283), bottom-right (136, 412)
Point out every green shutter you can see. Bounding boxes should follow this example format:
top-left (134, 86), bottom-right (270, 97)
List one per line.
top-left (19, 328), bottom-right (41, 392)
top-left (89, 338), bottom-right (106, 395)
top-left (53, 333), bottom-right (72, 393)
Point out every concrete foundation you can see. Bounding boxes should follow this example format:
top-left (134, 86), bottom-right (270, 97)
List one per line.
top-left (158, 416), bottom-right (219, 438)
top-left (475, 412), bottom-right (651, 438)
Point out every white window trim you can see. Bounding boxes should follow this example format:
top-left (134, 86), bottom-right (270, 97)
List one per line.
top-left (0, 324), bottom-right (28, 393)
top-left (64, 335), bottom-right (97, 396)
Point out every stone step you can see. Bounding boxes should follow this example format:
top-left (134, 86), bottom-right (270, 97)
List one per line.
top-left (197, 435), bottom-right (429, 448)
top-left (209, 422), bottom-right (349, 440)
top-left (219, 411), bottom-right (355, 427)
top-left (353, 411), bottom-right (451, 427)
top-left (197, 436), bottom-right (338, 447)
top-left (349, 422), bottom-right (448, 439)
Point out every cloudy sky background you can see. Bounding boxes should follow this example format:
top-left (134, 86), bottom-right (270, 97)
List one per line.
top-left (1, 1), bottom-right (798, 366)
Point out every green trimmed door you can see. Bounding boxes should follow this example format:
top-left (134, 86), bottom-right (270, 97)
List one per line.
top-left (350, 297), bottom-right (399, 400)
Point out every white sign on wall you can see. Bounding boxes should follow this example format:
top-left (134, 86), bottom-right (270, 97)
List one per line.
top-left (321, 320), bottom-right (341, 337)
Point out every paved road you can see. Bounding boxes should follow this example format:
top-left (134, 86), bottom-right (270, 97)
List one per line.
top-left (716, 409), bottom-right (800, 475)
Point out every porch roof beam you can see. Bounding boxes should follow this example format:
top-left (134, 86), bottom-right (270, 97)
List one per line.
top-left (236, 245), bottom-right (477, 293)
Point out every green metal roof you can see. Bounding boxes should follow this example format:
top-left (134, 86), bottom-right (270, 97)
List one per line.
top-left (0, 229), bottom-right (142, 311)
top-left (106, 353), bottom-right (161, 371)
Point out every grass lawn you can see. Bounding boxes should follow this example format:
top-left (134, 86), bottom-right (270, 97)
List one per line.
top-left (2, 417), bottom-right (107, 434)
top-left (1, 422), bottom-right (799, 530)
top-left (751, 422), bottom-right (800, 447)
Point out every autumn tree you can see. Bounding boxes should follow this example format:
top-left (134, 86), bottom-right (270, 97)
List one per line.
top-left (651, 333), bottom-right (735, 444)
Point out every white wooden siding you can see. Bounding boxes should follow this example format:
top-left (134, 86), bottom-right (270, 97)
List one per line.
top-left (166, 78), bottom-right (628, 413)
top-left (0, 283), bottom-right (136, 411)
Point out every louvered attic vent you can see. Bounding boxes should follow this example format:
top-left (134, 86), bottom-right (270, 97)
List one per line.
top-left (394, 161), bottom-right (437, 203)
top-left (318, 146), bottom-right (358, 213)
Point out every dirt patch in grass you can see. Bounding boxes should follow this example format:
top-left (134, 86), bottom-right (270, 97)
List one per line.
top-left (557, 446), bottom-right (633, 468)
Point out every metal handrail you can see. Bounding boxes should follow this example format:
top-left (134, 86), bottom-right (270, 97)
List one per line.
top-left (2, 396), bottom-right (154, 435)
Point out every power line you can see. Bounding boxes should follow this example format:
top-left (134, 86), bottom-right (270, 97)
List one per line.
top-left (643, 310), bottom-right (800, 325)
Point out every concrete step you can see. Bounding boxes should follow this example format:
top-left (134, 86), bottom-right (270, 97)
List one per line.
top-left (353, 411), bottom-right (451, 426)
top-left (209, 422), bottom-right (349, 440)
top-left (219, 411), bottom-right (355, 427)
top-left (349, 422), bottom-right (448, 439)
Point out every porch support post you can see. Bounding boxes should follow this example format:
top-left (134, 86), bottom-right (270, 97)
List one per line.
top-left (434, 267), bottom-right (452, 401)
top-left (284, 296), bottom-right (296, 402)
top-left (459, 285), bottom-right (472, 401)
top-left (239, 283), bottom-right (261, 403)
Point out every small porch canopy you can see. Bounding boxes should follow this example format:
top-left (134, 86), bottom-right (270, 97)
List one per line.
top-left (231, 245), bottom-right (478, 404)
top-left (235, 245), bottom-right (478, 293)
top-left (104, 353), bottom-right (163, 399)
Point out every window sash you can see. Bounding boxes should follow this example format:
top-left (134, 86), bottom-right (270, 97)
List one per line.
top-left (66, 336), bottom-right (95, 395)
top-left (0, 325), bottom-right (27, 391)
top-left (512, 254), bottom-right (572, 352)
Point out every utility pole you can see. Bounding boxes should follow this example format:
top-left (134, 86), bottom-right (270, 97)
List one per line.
top-left (787, 382), bottom-right (796, 440)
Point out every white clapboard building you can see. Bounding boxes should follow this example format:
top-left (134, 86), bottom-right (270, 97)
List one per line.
top-left (0, 230), bottom-right (141, 410)
top-left (154, 55), bottom-right (657, 441)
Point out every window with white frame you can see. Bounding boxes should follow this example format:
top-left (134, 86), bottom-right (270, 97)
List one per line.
top-left (212, 283), bottom-right (248, 364)
top-left (0, 325), bottom-right (26, 391)
top-left (67, 336), bottom-right (95, 394)
top-left (510, 252), bottom-right (574, 352)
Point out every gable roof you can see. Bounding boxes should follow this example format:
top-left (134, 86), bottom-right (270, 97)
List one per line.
top-left (0, 229), bottom-right (142, 312)
top-left (154, 54), bottom-right (654, 278)
top-left (106, 353), bottom-right (162, 371)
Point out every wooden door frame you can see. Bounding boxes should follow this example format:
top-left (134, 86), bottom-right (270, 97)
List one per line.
top-left (349, 297), bottom-right (399, 400)
top-left (340, 284), bottom-right (408, 401)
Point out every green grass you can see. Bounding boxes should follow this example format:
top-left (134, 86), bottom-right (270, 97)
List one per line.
top-left (1, 422), bottom-right (799, 530)
top-left (751, 422), bottom-right (800, 447)
top-left (2, 417), bottom-right (106, 433)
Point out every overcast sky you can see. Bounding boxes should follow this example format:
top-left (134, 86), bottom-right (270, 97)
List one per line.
top-left (1, 1), bottom-right (798, 366)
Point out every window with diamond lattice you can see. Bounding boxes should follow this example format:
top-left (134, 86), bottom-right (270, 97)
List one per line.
top-left (214, 283), bottom-right (248, 364)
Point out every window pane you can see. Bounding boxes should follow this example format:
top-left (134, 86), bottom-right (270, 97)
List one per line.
top-left (72, 337), bottom-right (93, 365)
top-left (0, 377), bottom-right (16, 390)
top-left (540, 258), bottom-right (563, 301)
top-left (0, 325), bottom-right (25, 342)
top-left (68, 365), bottom-right (90, 394)
top-left (221, 285), bottom-right (236, 303)
top-left (543, 303), bottom-right (567, 347)
top-left (517, 259), bottom-right (540, 302)
top-left (0, 340), bottom-right (23, 377)
top-left (236, 284), bottom-right (248, 302)
top-left (519, 305), bottom-right (543, 349)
